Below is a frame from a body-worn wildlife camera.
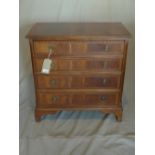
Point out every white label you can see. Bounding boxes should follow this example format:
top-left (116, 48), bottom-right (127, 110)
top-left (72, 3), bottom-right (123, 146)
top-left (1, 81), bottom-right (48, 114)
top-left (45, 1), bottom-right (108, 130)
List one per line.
top-left (41, 58), bottom-right (52, 74)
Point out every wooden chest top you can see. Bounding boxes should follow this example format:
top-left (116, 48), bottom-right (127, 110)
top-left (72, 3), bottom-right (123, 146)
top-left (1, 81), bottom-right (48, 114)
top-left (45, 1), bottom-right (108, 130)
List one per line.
top-left (26, 23), bottom-right (130, 40)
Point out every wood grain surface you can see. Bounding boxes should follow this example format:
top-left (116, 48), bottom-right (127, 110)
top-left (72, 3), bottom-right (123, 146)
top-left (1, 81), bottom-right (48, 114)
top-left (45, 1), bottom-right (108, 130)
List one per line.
top-left (27, 23), bottom-right (130, 122)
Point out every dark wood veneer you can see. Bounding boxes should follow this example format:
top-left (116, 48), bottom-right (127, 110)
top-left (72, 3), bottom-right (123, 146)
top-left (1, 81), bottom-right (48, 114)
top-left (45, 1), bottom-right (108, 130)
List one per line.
top-left (26, 23), bottom-right (130, 122)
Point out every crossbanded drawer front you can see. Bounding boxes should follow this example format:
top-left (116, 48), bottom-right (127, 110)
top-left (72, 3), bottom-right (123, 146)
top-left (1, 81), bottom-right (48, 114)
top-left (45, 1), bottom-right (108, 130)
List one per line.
top-left (72, 94), bottom-right (118, 106)
top-left (37, 92), bottom-right (118, 107)
top-left (36, 75), bottom-right (69, 89)
top-left (72, 59), bottom-right (122, 71)
top-left (36, 75), bottom-right (120, 89)
top-left (34, 41), bottom-right (70, 56)
top-left (34, 58), bottom-right (123, 72)
top-left (71, 41), bottom-right (124, 55)
top-left (37, 93), bottom-right (69, 106)
top-left (33, 41), bottom-right (124, 56)
top-left (71, 76), bottom-right (120, 89)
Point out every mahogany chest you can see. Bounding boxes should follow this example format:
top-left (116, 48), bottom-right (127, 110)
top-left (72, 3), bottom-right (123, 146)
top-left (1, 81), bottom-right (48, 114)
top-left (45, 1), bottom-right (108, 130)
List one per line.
top-left (26, 23), bottom-right (130, 122)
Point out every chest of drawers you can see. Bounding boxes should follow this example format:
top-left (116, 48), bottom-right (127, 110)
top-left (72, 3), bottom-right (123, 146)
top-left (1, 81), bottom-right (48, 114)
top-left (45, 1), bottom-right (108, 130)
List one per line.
top-left (26, 23), bottom-right (130, 122)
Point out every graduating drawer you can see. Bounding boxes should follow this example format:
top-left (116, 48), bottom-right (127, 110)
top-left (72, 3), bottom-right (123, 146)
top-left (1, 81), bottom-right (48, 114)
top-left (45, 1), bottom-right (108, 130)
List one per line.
top-left (72, 93), bottom-right (118, 106)
top-left (37, 92), bottom-right (118, 107)
top-left (33, 41), bottom-right (124, 57)
top-left (34, 58), bottom-right (123, 72)
top-left (36, 75), bottom-right (69, 89)
top-left (34, 41), bottom-right (70, 56)
top-left (34, 58), bottom-right (70, 72)
top-left (36, 75), bottom-right (120, 89)
top-left (71, 75), bottom-right (120, 89)
top-left (72, 58), bottom-right (122, 71)
top-left (84, 75), bottom-right (120, 89)
top-left (37, 92), bottom-right (70, 106)
top-left (71, 41), bottom-right (124, 55)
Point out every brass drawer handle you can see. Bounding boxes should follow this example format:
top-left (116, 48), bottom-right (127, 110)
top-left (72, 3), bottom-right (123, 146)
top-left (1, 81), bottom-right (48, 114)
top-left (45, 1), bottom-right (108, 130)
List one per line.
top-left (52, 96), bottom-right (59, 103)
top-left (50, 79), bottom-right (57, 87)
top-left (100, 96), bottom-right (106, 101)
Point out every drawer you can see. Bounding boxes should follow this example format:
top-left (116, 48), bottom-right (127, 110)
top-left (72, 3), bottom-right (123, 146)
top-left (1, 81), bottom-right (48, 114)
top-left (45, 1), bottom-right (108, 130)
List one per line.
top-left (36, 75), bottom-right (121, 89)
top-left (72, 93), bottom-right (118, 106)
top-left (36, 75), bottom-right (69, 89)
top-left (34, 58), bottom-right (123, 72)
top-left (37, 92), bottom-right (118, 107)
top-left (72, 59), bottom-right (122, 71)
top-left (37, 93), bottom-right (70, 106)
top-left (71, 75), bottom-right (120, 89)
top-left (33, 41), bottom-right (124, 56)
top-left (71, 41), bottom-right (124, 54)
top-left (34, 58), bottom-right (70, 72)
top-left (34, 41), bottom-right (70, 56)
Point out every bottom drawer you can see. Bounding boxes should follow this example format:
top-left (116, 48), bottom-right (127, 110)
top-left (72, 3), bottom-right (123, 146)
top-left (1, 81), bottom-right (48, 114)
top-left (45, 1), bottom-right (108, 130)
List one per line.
top-left (37, 92), bottom-right (119, 107)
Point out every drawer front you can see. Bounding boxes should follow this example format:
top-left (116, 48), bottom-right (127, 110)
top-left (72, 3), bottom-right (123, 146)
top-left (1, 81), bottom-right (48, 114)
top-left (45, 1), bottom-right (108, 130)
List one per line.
top-left (34, 58), bottom-right (122, 72)
top-left (72, 93), bottom-right (117, 106)
top-left (36, 75), bottom-right (120, 89)
top-left (34, 41), bottom-right (70, 56)
top-left (36, 75), bottom-right (69, 89)
top-left (37, 93), bottom-right (70, 106)
top-left (71, 41), bottom-right (124, 54)
top-left (72, 59), bottom-right (122, 71)
top-left (37, 92), bottom-right (118, 107)
top-left (34, 58), bottom-right (70, 72)
top-left (71, 75), bottom-right (120, 89)
top-left (33, 41), bottom-right (124, 56)
top-left (82, 76), bottom-right (120, 89)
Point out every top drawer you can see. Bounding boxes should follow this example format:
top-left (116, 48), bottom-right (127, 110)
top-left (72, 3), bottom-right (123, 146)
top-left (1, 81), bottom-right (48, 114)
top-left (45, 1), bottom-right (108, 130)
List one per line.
top-left (33, 41), bottom-right (124, 56)
top-left (34, 41), bottom-right (69, 56)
